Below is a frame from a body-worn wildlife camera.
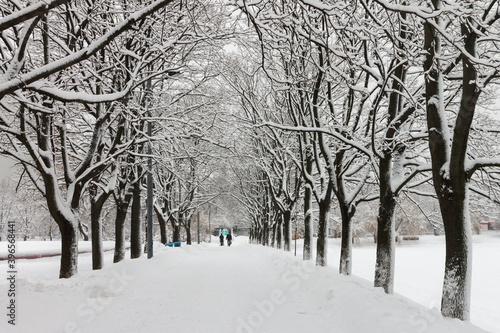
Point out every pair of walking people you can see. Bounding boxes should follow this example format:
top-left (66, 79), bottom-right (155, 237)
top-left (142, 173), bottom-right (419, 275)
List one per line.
top-left (219, 232), bottom-right (232, 246)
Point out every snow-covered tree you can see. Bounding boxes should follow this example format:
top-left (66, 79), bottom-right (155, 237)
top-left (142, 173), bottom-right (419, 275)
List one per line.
top-left (370, 0), bottom-right (500, 319)
top-left (0, 0), bottom-right (178, 278)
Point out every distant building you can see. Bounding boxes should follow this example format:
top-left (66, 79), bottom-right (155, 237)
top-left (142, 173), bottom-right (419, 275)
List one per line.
top-left (480, 222), bottom-right (495, 231)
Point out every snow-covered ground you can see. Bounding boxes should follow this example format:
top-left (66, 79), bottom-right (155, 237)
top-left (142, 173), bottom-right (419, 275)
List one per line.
top-left (299, 231), bottom-right (500, 333)
top-left (0, 241), bottom-right (118, 260)
top-left (0, 234), bottom-right (497, 333)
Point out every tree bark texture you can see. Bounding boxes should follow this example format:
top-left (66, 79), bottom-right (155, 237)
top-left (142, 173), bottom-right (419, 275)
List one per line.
top-left (423, 3), bottom-right (477, 319)
top-left (303, 179), bottom-right (313, 261)
top-left (59, 221), bottom-right (79, 278)
top-left (316, 199), bottom-right (330, 267)
top-left (339, 203), bottom-right (352, 275)
top-left (113, 202), bottom-right (129, 263)
top-left (283, 210), bottom-right (292, 251)
top-left (130, 181), bottom-right (142, 259)
top-left (374, 154), bottom-right (397, 293)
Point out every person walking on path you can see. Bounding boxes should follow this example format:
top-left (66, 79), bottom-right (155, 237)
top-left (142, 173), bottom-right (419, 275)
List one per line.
top-left (219, 233), bottom-right (224, 246)
top-left (226, 232), bottom-right (232, 247)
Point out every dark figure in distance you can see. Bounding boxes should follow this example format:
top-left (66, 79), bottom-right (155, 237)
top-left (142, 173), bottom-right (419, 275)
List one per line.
top-left (226, 233), bottom-right (232, 247)
top-left (219, 233), bottom-right (224, 246)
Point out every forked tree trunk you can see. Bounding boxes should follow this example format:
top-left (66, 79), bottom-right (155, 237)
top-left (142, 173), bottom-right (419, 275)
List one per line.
top-left (424, 4), bottom-right (476, 319)
top-left (374, 6), bottom-right (408, 291)
top-left (45, 179), bottom-right (80, 278)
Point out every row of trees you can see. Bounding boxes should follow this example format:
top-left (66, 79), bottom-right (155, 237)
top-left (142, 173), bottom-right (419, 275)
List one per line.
top-left (1, 0), bottom-right (500, 324)
top-left (228, 0), bottom-right (500, 322)
top-left (0, 0), bottom-right (239, 277)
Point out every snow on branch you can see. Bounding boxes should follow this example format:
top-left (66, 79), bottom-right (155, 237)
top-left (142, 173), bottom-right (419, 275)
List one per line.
top-left (257, 122), bottom-right (374, 161)
top-left (466, 157), bottom-right (500, 178)
top-left (0, 0), bottom-right (176, 98)
top-left (27, 81), bottom-right (135, 104)
top-left (0, 0), bottom-right (71, 32)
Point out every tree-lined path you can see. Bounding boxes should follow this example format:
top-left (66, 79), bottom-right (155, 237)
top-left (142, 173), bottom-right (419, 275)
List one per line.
top-left (1, 0), bottom-right (500, 329)
top-left (2, 237), bottom-right (488, 333)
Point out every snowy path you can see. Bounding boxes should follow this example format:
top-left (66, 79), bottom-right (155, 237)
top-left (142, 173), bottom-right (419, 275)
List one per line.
top-left (0, 237), bottom-right (488, 333)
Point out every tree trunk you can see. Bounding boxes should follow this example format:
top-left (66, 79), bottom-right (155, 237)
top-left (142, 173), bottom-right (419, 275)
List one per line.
top-left (90, 199), bottom-right (104, 270)
top-left (303, 183), bottom-right (313, 260)
top-left (90, 187), bottom-right (111, 270)
top-left (271, 221), bottom-right (276, 248)
top-left (113, 202), bottom-right (128, 263)
top-left (373, 4), bottom-right (408, 291)
top-left (155, 208), bottom-right (167, 244)
top-left (276, 215), bottom-right (282, 249)
top-left (59, 221), bottom-right (79, 278)
top-left (264, 217), bottom-right (270, 246)
top-left (374, 155), bottom-right (397, 293)
top-left (186, 222), bottom-right (192, 245)
top-left (283, 210), bottom-right (291, 251)
top-left (339, 203), bottom-right (352, 275)
top-left (316, 199), bottom-right (330, 266)
top-left (439, 184), bottom-right (472, 319)
top-left (171, 218), bottom-right (181, 243)
top-left (130, 181), bottom-right (142, 259)
top-left (265, 225), bottom-right (268, 245)
top-left (423, 5), bottom-right (476, 319)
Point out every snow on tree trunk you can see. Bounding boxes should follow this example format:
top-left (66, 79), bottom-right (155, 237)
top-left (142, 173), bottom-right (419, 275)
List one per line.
top-left (59, 221), bottom-right (79, 278)
top-left (423, 4), bottom-right (476, 319)
top-left (316, 200), bottom-right (330, 267)
top-left (113, 203), bottom-right (128, 263)
top-left (130, 181), bottom-right (142, 259)
top-left (374, 155), bottom-right (397, 293)
top-left (339, 204), bottom-right (352, 275)
top-left (439, 186), bottom-right (472, 320)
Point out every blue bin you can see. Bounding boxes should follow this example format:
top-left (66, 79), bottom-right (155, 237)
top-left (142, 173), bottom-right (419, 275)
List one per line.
top-left (165, 242), bottom-right (182, 247)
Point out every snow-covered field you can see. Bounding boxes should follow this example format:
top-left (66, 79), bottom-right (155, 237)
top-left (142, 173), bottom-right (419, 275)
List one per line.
top-left (0, 233), bottom-right (498, 333)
